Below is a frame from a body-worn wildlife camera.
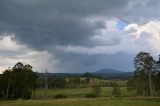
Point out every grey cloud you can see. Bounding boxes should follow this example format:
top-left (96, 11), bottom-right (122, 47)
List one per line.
top-left (1, 0), bottom-right (159, 72)
top-left (0, 0), bottom-right (130, 50)
top-left (52, 52), bottom-right (134, 73)
top-left (119, 0), bottom-right (160, 24)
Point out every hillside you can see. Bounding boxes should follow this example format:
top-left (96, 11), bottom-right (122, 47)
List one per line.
top-left (94, 68), bottom-right (124, 74)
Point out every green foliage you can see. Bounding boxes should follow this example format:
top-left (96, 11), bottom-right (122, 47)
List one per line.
top-left (127, 71), bottom-right (149, 96)
top-left (134, 52), bottom-right (155, 73)
top-left (153, 72), bottom-right (160, 92)
top-left (67, 77), bottom-right (81, 88)
top-left (54, 94), bottom-right (67, 99)
top-left (23, 89), bottom-right (32, 99)
top-left (112, 86), bottom-right (121, 97)
top-left (127, 52), bottom-right (160, 96)
top-left (100, 81), bottom-right (118, 87)
top-left (85, 93), bottom-right (97, 98)
top-left (46, 77), bottom-right (66, 88)
top-left (126, 79), bottom-right (135, 91)
top-left (131, 52), bottom-right (156, 96)
top-left (0, 62), bottom-right (38, 100)
top-left (92, 85), bottom-right (101, 97)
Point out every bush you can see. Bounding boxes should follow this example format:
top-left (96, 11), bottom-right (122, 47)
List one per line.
top-left (54, 94), bottom-right (67, 99)
top-left (92, 85), bottom-right (101, 96)
top-left (23, 90), bottom-right (32, 99)
top-left (112, 86), bottom-right (121, 97)
top-left (85, 93), bottom-right (97, 98)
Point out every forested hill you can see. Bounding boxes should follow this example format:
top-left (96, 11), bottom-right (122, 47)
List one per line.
top-left (94, 72), bottom-right (133, 79)
top-left (38, 71), bottom-right (133, 80)
top-left (94, 68), bottom-right (124, 74)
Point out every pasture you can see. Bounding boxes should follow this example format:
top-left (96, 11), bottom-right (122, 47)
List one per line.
top-left (0, 97), bottom-right (160, 106)
top-left (1, 87), bottom-right (160, 106)
top-left (33, 87), bottom-right (133, 98)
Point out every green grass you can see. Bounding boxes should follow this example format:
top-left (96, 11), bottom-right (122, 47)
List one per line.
top-left (0, 98), bottom-right (160, 106)
top-left (1, 87), bottom-right (160, 106)
top-left (34, 87), bottom-right (92, 98)
top-left (101, 79), bottom-right (128, 87)
top-left (34, 87), bottom-right (134, 98)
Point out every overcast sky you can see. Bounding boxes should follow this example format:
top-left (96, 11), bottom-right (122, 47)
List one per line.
top-left (0, 0), bottom-right (160, 73)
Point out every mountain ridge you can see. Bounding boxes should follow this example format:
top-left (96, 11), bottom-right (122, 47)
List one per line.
top-left (94, 68), bottom-right (125, 74)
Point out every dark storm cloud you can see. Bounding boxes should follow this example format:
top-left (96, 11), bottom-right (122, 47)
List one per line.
top-left (1, 0), bottom-right (160, 49)
top-left (1, 0), bottom-right (160, 73)
top-left (119, 0), bottom-right (160, 24)
top-left (0, 0), bottom-right (130, 50)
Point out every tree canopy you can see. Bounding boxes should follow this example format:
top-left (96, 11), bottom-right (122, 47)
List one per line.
top-left (0, 62), bottom-right (38, 100)
top-left (127, 52), bottom-right (160, 96)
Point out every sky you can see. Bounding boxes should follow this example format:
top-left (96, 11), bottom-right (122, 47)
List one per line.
top-left (0, 0), bottom-right (160, 73)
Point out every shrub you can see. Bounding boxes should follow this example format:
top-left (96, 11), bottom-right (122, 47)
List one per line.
top-left (54, 94), bottom-right (67, 99)
top-left (23, 90), bottom-right (32, 99)
top-left (112, 86), bottom-right (121, 97)
top-left (92, 85), bottom-right (101, 96)
top-left (85, 93), bottom-right (97, 98)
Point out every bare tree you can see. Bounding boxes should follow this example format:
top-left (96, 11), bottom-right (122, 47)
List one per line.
top-left (44, 69), bottom-right (48, 98)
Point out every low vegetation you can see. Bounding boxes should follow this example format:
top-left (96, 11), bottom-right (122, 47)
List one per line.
top-left (54, 94), bottom-right (67, 99)
top-left (112, 86), bottom-right (121, 97)
top-left (0, 98), bottom-right (160, 106)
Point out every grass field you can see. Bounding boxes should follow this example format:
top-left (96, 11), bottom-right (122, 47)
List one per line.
top-left (0, 87), bottom-right (160, 106)
top-left (0, 98), bottom-right (160, 106)
top-left (34, 87), bottom-right (134, 98)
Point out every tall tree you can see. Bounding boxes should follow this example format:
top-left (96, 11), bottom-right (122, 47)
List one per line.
top-left (134, 52), bottom-right (155, 96)
top-left (153, 55), bottom-right (160, 93)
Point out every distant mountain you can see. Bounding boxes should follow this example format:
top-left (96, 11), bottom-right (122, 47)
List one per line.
top-left (94, 68), bottom-right (124, 74)
top-left (37, 68), bottom-right (133, 80)
top-left (93, 68), bottom-right (133, 79)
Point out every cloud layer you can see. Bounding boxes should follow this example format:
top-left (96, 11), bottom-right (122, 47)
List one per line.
top-left (0, 0), bottom-right (160, 73)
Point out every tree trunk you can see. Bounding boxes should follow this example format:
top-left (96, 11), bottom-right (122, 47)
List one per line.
top-left (44, 72), bottom-right (48, 98)
top-left (2, 91), bottom-right (5, 100)
top-left (33, 86), bottom-right (36, 99)
top-left (45, 83), bottom-right (48, 98)
top-left (44, 71), bottom-right (48, 98)
top-left (148, 74), bottom-right (152, 96)
top-left (6, 82), bottom-right (10, 100)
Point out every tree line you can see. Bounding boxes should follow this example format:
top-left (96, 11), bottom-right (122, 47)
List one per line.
top-left (0, 62), bottom-right (38, 100)
top-left (0, 62), bottom-right (118, 100)
top-left (38, 73), bottom-right (118, 89)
